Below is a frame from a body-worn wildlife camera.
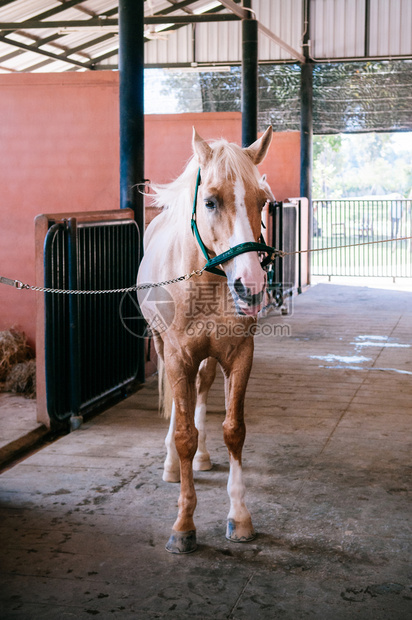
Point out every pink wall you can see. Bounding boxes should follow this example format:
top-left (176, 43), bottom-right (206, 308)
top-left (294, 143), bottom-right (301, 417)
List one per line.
top-left (0, 73), bottom-right (120, 348)
top-left (0, 72), bottom-right (300, 349)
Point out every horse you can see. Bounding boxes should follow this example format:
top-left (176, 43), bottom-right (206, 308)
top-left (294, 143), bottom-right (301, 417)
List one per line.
top-left (137, 126), bottom-right (274, 553)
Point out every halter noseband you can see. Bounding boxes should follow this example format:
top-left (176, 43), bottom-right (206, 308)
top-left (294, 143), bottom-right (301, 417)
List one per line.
top-left (190, 167), bottom-right (279, 277)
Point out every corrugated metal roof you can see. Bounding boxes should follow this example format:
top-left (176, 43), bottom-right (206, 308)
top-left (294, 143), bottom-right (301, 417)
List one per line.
top-left (0, 0), bottom-right (411, 74)
top-left (311, 0), bottom-right (412, 60)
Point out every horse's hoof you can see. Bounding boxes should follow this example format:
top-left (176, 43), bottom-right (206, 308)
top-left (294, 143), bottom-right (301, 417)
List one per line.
top-left (162, 468), bottom-right (180, 483)
top-left (226, 518), bottom-right (256, 543)
top-left (165, 529), bottom-right (197, 554)
top-left (193, 454), bottom-right (212, 471)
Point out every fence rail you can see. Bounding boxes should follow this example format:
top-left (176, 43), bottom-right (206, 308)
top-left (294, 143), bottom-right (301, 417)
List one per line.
top-left (311, 199), bottom-right (412, 278)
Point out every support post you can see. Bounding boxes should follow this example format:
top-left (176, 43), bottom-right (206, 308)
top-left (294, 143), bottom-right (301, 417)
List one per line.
top-left (300, 0), bottom-right (313, 284)
top-left (119, 0), bottom-right (145, 382)
top-left (241, 1), bottom-right (258, 147)
top-left (119, 0), bottom-right (145, 250)
top-left (300, 62), bottom-right (313, 207)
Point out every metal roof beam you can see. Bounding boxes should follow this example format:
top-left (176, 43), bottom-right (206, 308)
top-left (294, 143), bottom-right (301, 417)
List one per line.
top-left (145, 14), bottom-right (240, 23)
top-left (218, 0), bottom-right (249, 19)
top-left (0, 34), bottom-right (92, 69)
top-left (219, 0), bottom-right (305, 63)
top-left (22, 0), bottom-right (84, 24)
top-left (158, 1), bottom-right (199, 16)
top-left (0, 15), bottom-right (240, 30)
top-left (258, 22), bottom-right (305, 63)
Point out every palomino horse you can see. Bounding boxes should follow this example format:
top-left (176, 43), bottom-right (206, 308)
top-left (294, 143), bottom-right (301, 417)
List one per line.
top-left (137, 126), bottom-right (274, 553)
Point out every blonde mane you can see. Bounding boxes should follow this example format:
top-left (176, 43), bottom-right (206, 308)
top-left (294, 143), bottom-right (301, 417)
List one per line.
top-left (150, 138), bottom-right (261, 214)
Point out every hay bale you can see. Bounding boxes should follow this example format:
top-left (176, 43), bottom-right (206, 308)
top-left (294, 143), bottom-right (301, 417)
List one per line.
top-left (4, 359), bottom-right (36, 399)
top-left (0, 329), bottom-right (32, 382)
top-left (0, 329), bottom-right (35, 397)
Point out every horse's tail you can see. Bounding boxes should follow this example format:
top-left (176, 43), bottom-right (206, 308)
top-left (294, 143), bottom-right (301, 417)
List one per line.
top-left (158, 357), bottom-right (173, 419)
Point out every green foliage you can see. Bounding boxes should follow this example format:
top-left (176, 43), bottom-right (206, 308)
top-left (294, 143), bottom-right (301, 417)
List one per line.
top-left (313, 132), bottom-right (412, 199)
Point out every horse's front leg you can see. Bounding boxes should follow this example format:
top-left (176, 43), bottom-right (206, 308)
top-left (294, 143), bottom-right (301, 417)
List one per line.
top-left (163, 356), bottom-right (217, 481)
top-left (221, 339), bottom-right (255, 543)
top-left (164, 355), bottom-right (199, 554)
top-left (163, 401), bottom-right (180, 483)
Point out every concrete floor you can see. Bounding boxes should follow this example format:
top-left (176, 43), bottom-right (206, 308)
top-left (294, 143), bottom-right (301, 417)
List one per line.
top-left (0, 394), bottom-right (48, 467)
top-left (0, 283), bottom-right (411, 619)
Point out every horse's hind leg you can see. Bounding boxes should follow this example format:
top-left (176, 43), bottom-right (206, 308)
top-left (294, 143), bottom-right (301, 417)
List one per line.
top-left (193, 357), bottom-right (217, 471)
top-left (221, 339), bottom-right (255, 543)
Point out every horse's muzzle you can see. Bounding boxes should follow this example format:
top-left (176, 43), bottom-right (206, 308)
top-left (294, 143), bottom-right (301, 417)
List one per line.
top-left (232, 278), bottom-right (265, 316)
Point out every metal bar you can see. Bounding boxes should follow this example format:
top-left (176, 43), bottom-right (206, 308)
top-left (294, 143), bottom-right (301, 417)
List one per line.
top-left (0, 15), bottom-right (240, 30)
top-left (257, 22), bottom-right (305, 64)
top-left (0, 20), bottom-right (117, 29)
top-left (68, 218), bottom-right (81, 418)
top-left (297, 200), bottom-right (302, 294)
top-left (241, 5), bottom-right (258, 147)
top-left (218, 0), bottom-right (248, 19)
top-left (192, 22), bottom-right (196, 64)
top-left (0, 34), bottom-right (92, 69)
top-left (157, 0), bottom-right (200, 16)
top-left (279, 202), bottom-right (284, 299)
top-left (140, 14), bottom-right (240, 24)
top-left (44, 223), bottom-right (61, 421)
top-left (220, 0), bottom-right (305, 62)
top-left (364, 0), bottom-right (370, 58)
top-left (26, 0), bottom-right (83, 23)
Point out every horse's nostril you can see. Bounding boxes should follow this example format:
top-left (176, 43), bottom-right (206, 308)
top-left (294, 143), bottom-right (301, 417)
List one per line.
top-left (233, 278), bottom-right (264, 307)
top-left (234, 278), bottom-right (248, 300)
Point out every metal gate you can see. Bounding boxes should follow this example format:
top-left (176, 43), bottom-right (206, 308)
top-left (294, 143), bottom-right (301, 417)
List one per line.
top-left (267, 199), bottom-right (310, 305)
top-left (312, 199), bottom-right (412, 278)
top-left (37, 210), bottom-right (143, 426)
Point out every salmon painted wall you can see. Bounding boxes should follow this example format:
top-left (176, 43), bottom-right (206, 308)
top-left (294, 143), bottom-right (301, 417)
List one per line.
top-left (0, 72), bottom-right (300, 349)
top-left (0, 72), bottom-right (120, 349)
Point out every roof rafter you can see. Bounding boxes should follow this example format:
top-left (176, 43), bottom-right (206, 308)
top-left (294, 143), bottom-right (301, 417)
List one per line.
top-left (0, 33), bottom-right (92, 69)
top-left (0, 0), bottom-right (305, 73)
top-left (0, 14), bottom-right (239, 29)
top-left (219, 0), bottom-right (305, 63)
top-left (0, 2), bottom-right (119, 72)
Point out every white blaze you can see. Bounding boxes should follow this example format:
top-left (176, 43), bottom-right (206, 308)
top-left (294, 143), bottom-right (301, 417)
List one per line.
top-left (229, 178), bottom-right (266, 299)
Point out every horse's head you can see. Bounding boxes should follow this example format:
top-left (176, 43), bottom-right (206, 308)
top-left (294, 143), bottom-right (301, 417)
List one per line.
top-left (192, 126), bottom-right (273, 316)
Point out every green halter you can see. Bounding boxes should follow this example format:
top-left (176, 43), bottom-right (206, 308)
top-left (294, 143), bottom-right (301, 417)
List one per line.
top-left (190, 167), bottom-right (279, 277)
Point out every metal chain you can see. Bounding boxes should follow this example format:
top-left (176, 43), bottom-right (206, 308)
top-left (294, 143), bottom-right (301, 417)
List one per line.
top-left (1, 234), bottom-right (411, 295)
top-left (0, 269), bottom-right (205, 295)
top-left (291, 235), bottom-right (412, 256)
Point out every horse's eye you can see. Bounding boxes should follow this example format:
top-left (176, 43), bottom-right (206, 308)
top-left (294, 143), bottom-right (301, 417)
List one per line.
top-left (204, 199), bottom-right (216, 210)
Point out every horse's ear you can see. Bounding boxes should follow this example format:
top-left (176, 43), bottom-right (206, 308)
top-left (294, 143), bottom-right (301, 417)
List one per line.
top-left (244, 126), bottom-right (273, 165)
top-left (192, 127), bottom-right (213, 167)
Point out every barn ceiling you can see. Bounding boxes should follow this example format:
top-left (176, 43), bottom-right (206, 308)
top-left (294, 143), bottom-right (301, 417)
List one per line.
top-left (0, 0), bottom-right (411, 74)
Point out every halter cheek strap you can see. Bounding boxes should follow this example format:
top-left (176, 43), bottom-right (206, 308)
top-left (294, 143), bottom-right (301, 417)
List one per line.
top-left (190, 167), bottom-right (279, 277)
top-left (191, 168), bottom-right (225, 276)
